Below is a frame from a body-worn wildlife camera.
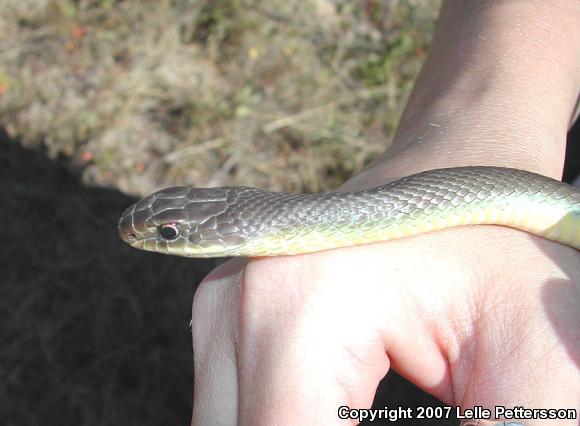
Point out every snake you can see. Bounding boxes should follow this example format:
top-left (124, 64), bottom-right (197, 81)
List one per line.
top-left (118, 166), bottom-right (580, 257)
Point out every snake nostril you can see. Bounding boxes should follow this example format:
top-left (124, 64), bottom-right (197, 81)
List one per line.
top-left (118, 226), bottom-right (137, 244)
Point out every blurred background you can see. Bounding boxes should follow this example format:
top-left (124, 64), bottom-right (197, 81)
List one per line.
top-left (0, 0), bottom-right (441, 195)
top-left (0, 1), bottom-right (578, 425)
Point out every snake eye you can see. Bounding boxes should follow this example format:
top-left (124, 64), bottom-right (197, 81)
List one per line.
top-left (158, 223), bottom-right (180, 241)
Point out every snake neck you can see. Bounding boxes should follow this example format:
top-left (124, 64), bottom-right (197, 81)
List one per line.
top-left (223, 167), bottom-right (579, 256)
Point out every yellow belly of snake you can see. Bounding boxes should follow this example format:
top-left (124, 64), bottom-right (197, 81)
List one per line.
top-left (118, 167), bottom-right (580, 257)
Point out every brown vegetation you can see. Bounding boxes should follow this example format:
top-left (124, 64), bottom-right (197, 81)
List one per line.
top-left (1, 0), bottom-right (439, 194)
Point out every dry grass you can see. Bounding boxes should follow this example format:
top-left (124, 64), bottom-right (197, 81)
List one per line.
top-left (0, 0), bottom-right (439, 195)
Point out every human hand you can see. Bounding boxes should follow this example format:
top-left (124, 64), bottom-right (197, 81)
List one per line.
top-left (190, 181), bottom-right (579, 425)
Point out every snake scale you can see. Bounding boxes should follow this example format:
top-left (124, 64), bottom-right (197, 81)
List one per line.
top-left (118, 167), bottom-right (580, 257)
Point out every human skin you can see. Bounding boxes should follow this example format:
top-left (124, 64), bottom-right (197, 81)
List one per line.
top-left (190, 1), bottom-right (580, 425)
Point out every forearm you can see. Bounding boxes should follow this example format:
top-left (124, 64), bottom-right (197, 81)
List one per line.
top-left (346, 0), bottom-right (580, 190)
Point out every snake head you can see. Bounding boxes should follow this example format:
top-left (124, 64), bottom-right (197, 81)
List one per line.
top-left (118, 186), bottom-right (248, 257)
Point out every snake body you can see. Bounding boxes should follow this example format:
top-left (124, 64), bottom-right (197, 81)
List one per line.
top-left (118, 167), bottom-right (580, 257)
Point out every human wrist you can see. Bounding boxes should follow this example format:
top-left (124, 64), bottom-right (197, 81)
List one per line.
top-left (346, 0), bottom-right (580, 191)
top-left (398, 0), bottom-right (580, 162)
